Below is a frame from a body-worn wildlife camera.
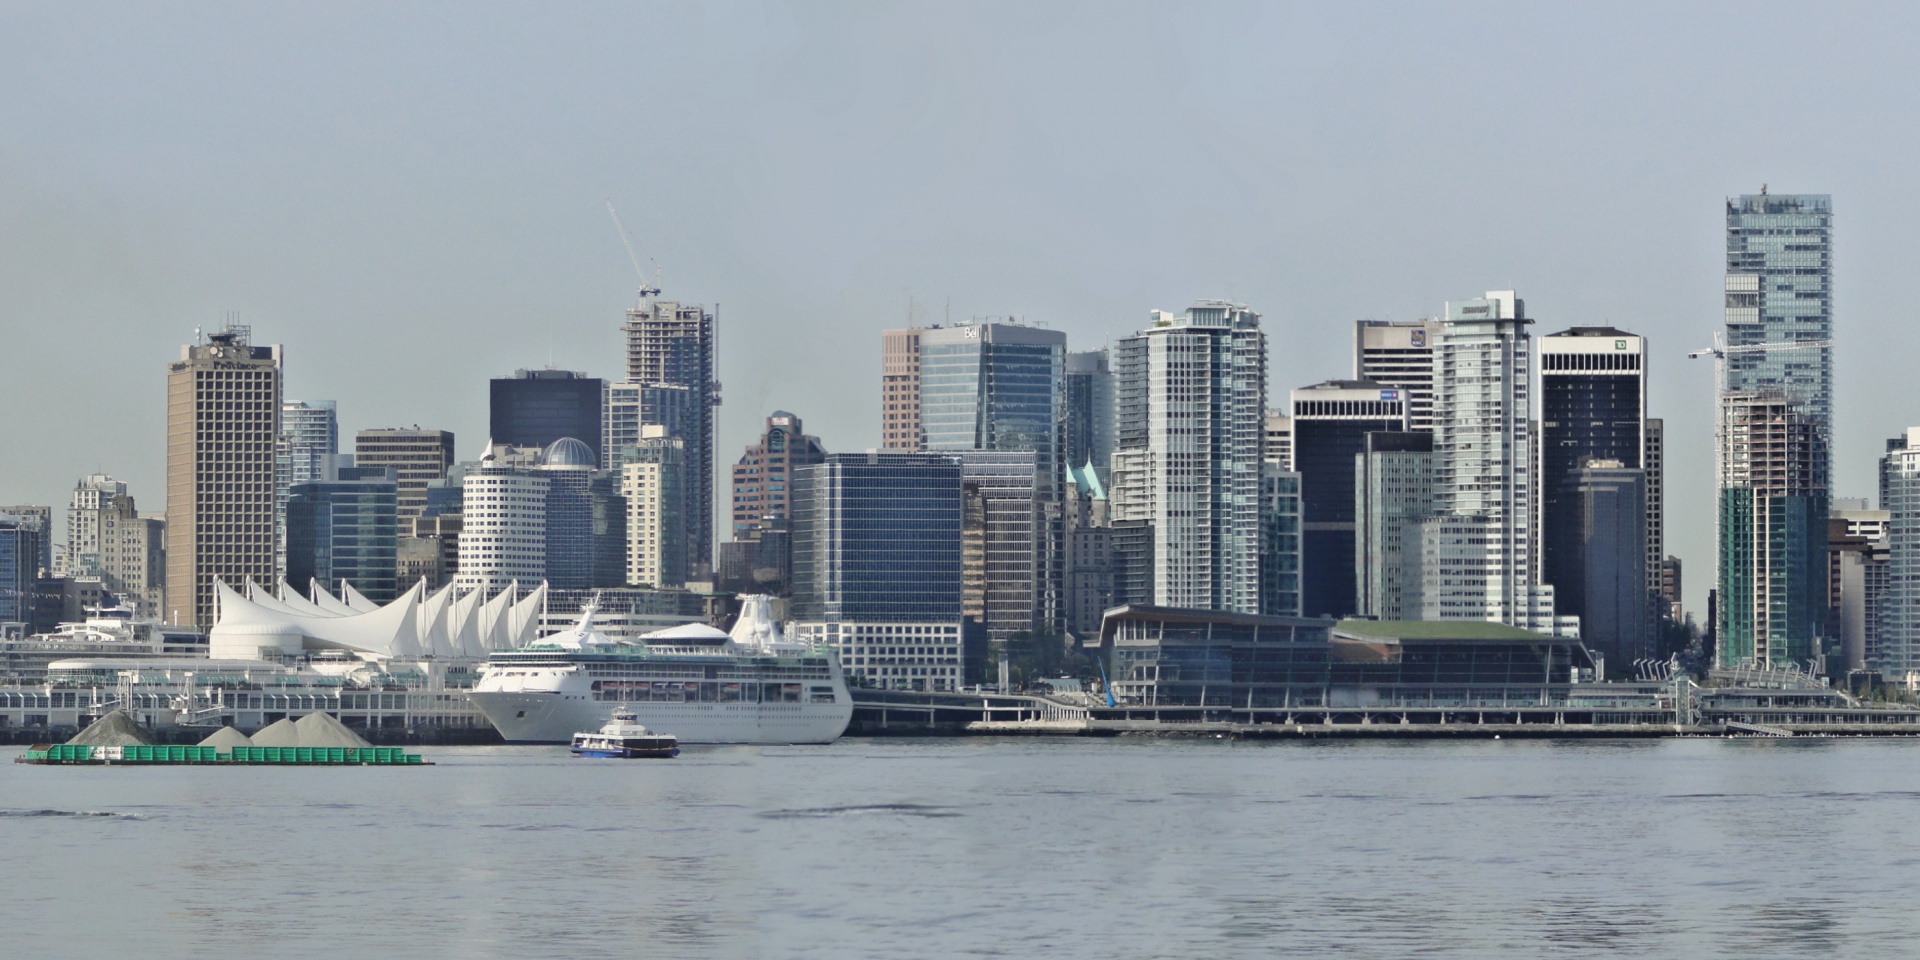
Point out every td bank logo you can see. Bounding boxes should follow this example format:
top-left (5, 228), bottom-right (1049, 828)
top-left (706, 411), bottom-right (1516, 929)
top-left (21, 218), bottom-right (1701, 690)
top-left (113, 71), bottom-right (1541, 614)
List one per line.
top-left (1615, 339), bottom-right (1627, 350)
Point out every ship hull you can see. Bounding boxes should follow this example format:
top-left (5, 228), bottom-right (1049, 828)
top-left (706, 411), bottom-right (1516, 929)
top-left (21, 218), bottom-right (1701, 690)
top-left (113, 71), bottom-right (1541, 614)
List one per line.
top-left (470, 690), bottom-right (852, 745)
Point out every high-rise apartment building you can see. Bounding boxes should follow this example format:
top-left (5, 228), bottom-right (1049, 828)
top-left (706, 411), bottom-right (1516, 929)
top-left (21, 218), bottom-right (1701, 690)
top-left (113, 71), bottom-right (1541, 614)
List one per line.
top-left (1415, 292), bottom-right (1565, 633)
top-left (881, 327), bottom-right (928, 450)
top-left (166, 326), bottom-right (283, 628)
top-left (353, 428), bottom-right (455, 522)
top-left (1290, 380), bottom-right (1406, 618)
top-left (285, 463), bottom-right (399, 604)
top-left (604, 381), bottom-right (696, 472)
top-left (1264, 412), bottom-right (1293, 471)
top-left (275, 400), bottom-right (337, 581)
top-left (791, 453), bottom-right (969, 691)
top-left (63, 476), bottom-right (166, 617)
top-left (622, 299), bottom-right (718, 575)
top-left (489, 369), bottom-right (604, 464)
top-left (1354, 319), bottom-right (1445, 431)
top-left (1109, 300), bottom-right (1267, 614)
top-left (1259, 465), bottom-right (1303, 618)
top-left (1355, 430), bottom-right (1433, 621)
top-left (1878, 429), bottom-right (1920, 680)
top-left (730, 411), bottom-right (827, 538)
top-left (1715, 392), bottom-right (1827, 668)
top-left (1065, 349), bottom-right (1115, 488)
top-left (1539, 328), bottom-right (1662, 647)
top-left (1724, 191), bottom-right (1833, 483)
top-left (622, 427), bottom-right (687, 589)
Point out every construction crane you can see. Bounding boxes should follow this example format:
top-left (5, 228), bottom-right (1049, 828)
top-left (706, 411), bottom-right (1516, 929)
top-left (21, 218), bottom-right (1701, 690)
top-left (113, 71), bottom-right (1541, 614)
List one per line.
top-left (604, 199), bottom-right (661, 306)
top-left (1687, 334), bottom-right (1831, 392)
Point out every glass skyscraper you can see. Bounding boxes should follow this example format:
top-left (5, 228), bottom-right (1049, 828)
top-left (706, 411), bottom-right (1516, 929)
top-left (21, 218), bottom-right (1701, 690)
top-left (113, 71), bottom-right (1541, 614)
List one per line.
top-left (1724, 192), bottom-right (1833, 477)
top-left (285, 466), bottom-right (399, 604)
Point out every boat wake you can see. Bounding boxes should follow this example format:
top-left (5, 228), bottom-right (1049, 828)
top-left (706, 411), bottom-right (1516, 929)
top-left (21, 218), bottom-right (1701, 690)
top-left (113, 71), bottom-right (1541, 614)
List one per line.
top-left (759, 803), bottom-right (959, 820)
top-left (0, 809), bottom-right (147, 820)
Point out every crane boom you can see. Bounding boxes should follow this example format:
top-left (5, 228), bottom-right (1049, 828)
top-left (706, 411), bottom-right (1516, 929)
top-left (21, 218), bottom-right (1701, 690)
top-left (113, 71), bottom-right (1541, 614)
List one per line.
top-left (604, 199), bottom-right (661, 305)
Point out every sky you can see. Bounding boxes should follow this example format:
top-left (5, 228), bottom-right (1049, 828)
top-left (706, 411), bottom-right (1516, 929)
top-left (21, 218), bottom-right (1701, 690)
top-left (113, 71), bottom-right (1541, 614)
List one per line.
top-left (4, 1), bottom-right (1917, 617)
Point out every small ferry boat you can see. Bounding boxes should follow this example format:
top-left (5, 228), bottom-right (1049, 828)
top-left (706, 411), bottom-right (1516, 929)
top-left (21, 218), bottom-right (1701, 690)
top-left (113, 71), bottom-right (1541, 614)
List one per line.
top-left (570, 706), bottom-right (680, 759)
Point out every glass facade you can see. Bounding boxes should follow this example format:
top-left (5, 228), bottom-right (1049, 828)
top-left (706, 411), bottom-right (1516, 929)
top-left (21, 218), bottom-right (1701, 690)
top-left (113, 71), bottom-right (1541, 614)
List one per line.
top-left (1724, 192), bottom-right (1833, 479)
top-left (1290, 381), bottom-right (1405, 618)
top-left (1715, 393), bottom-right (1828, 668)
top-left (1259, 468), bottom-right (1301, 617)
top-left (1064, 349), bottom-right (1114, 488)
top-left (792, 453), bottom-right (963, 624)
top-left (1880, 430), bottom-right (1920, 678)
top-left (489, 370), bottom-right (605, 464)
top-left (284, 476), bottom-right (399, 603)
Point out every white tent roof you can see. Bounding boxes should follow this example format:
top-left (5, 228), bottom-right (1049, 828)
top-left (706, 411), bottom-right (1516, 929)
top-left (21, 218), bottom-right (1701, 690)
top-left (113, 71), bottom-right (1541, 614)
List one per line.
top-left (306, 580), bottom-right (357, 617)
top-left (209, 580), bottom-right (440, 660)
top-left (340, 581), bottom-right (382, 614)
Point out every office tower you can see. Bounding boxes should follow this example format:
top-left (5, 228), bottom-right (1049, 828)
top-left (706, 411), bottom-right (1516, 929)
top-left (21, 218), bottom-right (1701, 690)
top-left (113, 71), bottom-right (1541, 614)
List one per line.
top-left (1829, 500), bottom-right (1890, 675)
top-left (285, 462), bottom-right (399, 604)
top-left (623, 299), bottom-right (718, 575)
top-left (1264, 412), bottom-right (1293, 471)
top-left (454, 448), bottom-right (551, 594)
top-left (1259, 464), bottom-right (1302, 617)
top-left (1356, 431), bottom-right (1434, 621)
top-left (1553, 460), bottom-right (1651, 677)
top-left (955, 450), bottom-right (1040, 641)
top-left (1290, 380), bottom-right (1406, 618)
top-left (1879, 429), bottom-right (1920, 680)
top-left (63, 476), bottom-right (166, 617)
top-left (538, 437), bottom-right (625, 590)
top-left (0, 505), bottom-right (52, 577)
top-left (275, 400), bottom-right (337, 581)
top-left (716, 518), bottom-right (793, 596)
top-left (604, 381), bottom-right (697, 472)
top-left (1065, 349), bottom-right (1115, 488)
top-left (489, 369), bottom-right (605, 465)
top-left (353, 428), bottom-right (455, 522)
top-left (1724, 191), bottom-right (1833, 483)
top-left (1645, 417), bottom-right (1666, 611)
top-left (0, 513), bottom-right (36, 623)
top-left (1539, 328), bottom-right (1662, 642)
top-left (1064, 463), bottom-right (1112, 639)
top-left (1354, 319), bottom-right (1445, 431)
top-left (1416, 292), bottom-right (1564, 632)
top-left (1715, 392), bottom-right (1827, 668)
top-left (920, 322), bottom-right (1066, 631)
top-left (622, 427), bottom-right (688, 589)
top-left (1109, 300), bottom-right (1267, 614)
top-left (166, 325), bottom-right (283, 628)
top-left (405, 512), bottom-right (463, 590)
top-left (791, 453), bottom-right (968, 691)
top-left (730, 411), bottom-right (828, 538)
top-left (881, 327), bottom-right (928, 450)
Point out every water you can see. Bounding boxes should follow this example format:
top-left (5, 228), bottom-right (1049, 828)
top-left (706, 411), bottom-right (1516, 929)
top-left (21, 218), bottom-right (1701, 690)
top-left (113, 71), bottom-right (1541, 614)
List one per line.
top-left (6, 737), bottom-right (1920, 959)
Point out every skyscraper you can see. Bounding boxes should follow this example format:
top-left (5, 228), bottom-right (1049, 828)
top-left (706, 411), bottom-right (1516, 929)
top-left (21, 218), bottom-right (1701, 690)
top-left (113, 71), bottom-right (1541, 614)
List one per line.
top-left (1878, 429), bottom-right (1920, 680)
top-left (1355, 430), bottom-right (1433, 621)
top-left (1064, 349), bottom-right (1115, 488)
top-left (0, 505), bottom-right (52, 577)
top-left (1724, 191), bottom-right (1833, 482)
top-left (538, 437), bottom-right (625, 590)
top-left (729, 411), bottom-right (827, 538)
top-left (166, 325), bottom-right (283, 628)
top-left (622, 299), bottom-right (718, 575)
top-left (1539, 328), bottom-right (1661, 648)
top-left (454, 449), bottom-right (550, 594)
top-left (489, 369), bottom-right (604, 463)
top-left (1554, 460), bottom-right (1651, 677)
top-left (957, 450), bottom-right (1039, 641)
top-left (1109, 300), bottom-right (1267, 614)
top-left (0, 514), bottom-right (37, 624)
top-left (1290, 380), bottom-right (1406, 618)
top-left (285, 463), bottom-right (399, 604)
top-left (790, 452), bottom-right (969, 691)
top-left (276, 399), bottom-right (337, 581)
top-left (881, 327), bottom-right (928, 451)
top-left (1415, 292), bottom-right (1565, 633)
top-left (1354, 319), bottom-right (1445, 432)
top-left (1715, 392), bottom-right (1827, 668)
top-left (623, 427), bottom-right (687, 589)
top-left (353, 428), bottom-right (455, 522)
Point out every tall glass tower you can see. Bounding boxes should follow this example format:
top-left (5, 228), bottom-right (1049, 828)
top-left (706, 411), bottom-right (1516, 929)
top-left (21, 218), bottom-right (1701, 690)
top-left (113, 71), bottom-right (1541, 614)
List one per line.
top-left (1724, 191), bottom-right (1833, 478)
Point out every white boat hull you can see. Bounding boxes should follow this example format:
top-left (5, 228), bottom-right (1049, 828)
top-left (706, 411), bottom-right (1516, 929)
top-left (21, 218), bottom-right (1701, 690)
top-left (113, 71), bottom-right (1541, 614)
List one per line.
top-left (470, 690), bottom-right (851, 745)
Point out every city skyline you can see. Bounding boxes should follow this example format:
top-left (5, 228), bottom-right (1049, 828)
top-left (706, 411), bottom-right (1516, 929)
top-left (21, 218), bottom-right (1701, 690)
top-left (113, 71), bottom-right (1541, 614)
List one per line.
top-left (11, 5), bottom-right (1920, 619)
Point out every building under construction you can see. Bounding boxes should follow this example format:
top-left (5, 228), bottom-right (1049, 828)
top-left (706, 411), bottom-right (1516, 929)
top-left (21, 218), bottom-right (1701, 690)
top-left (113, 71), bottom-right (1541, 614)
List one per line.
top-left (1716, 391), bottom-right (1828, 669)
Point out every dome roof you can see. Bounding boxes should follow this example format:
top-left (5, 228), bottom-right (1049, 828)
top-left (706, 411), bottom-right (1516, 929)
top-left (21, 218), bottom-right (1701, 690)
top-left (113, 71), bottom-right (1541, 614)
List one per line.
top-left (542, 437), bottom-right (596, 468)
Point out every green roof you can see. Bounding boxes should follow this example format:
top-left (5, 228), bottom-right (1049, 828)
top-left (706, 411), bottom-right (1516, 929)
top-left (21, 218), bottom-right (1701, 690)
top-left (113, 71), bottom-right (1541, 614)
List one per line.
top-left (1068, 460), bottom-right (1106, 500)
top-left (1332, 619), bottom-right (1552, 642)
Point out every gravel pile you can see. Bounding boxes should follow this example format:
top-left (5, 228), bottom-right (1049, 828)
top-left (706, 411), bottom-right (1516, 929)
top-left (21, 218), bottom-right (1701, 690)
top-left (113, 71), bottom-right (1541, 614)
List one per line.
top-left (292, 712), bottom-right (372, 748)
top-left (67, 710), bottom-right (156, 747)
top-left (197, 726), bottom-right (253, 749)
top-left (250, 718), bottom-right (302, 747)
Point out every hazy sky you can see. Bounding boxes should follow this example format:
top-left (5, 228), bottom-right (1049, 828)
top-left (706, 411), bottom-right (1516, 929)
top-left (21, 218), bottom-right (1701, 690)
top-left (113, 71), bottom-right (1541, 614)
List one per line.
top-left (5, 1), bottom-right (1917, 615)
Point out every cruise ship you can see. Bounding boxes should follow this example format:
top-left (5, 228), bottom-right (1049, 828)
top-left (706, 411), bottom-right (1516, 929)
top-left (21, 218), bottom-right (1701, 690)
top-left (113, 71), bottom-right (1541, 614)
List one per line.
top-left (469, 595), bottom-right (852, 745)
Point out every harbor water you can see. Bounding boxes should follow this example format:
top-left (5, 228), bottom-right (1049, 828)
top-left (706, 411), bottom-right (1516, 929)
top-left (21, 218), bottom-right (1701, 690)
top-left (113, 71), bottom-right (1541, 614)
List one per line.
top-left (6, 736), bottom-right (1920, 958)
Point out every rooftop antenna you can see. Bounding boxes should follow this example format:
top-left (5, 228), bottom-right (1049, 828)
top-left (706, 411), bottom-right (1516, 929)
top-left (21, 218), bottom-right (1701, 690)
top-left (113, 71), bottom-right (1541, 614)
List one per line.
top-left (604, 199), bottom-right (661, 307)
